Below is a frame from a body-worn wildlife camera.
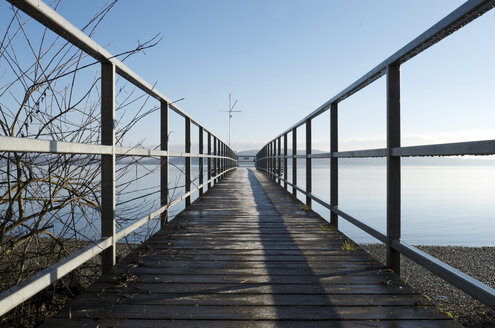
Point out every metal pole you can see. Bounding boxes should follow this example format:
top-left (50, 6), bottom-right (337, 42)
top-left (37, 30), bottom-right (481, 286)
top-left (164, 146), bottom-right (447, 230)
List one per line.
top-left (219, 140), bottom-right (222, 179)
top-left (272, 141), bottom-right (276, 181)
top-left (267, 143), bottom-right (270, 177)
top-left (223, 143), bottom-right (226, 177)
top-left (387, 63), bottom-right (401, 275)
top-left (228, 94), bottom-right (231, 146)
top-left (306, 119), bottom-right (312, 207)
top-left (101, 62), bottom-right (116, 273)
top-left (283, 133), bottom-right (288, 191)
top-left (264, 146), bottom-right (267, 171)
top-left (267, 143), bottom-right (271, 177)
top-left (160, 100), bottom-right (169, 227)
top-left (330, 102), bottom-right (338, 228)
top-left (292, 128), bottom-right (297, 196)
top-left (185, 117), bottom-right (191, 207)
top-left (199, 126), bottom-right (204, 196)
top-left (270, 141), bottom-right (275, 180)
top-left (277, 137), bottom-right (281, 185)
top-left (221, 142), bottom-right (224, 178)
top-left (207, 132), bottom-right (212, 188)
top-left (213, 137), bottom-right (217, 183)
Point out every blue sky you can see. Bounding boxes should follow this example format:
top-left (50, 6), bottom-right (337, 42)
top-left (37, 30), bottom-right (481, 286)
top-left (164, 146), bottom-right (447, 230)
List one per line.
top-left (2, 0), bottom-right (494, 152)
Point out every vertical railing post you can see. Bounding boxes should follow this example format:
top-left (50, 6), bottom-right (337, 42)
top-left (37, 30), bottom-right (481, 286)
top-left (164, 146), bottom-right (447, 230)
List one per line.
top-left (101, 62), bottom-right (116, 273)
top-left (185, 117), bottom-right (191, 207)
top-left (213, 137), bottom-right (217, 183)
top-left (330, 102), bottom-right (338, 228)
top-left (264, 146), bottom-right (267, 172)
top-left (228, 148), bottom-right (231, 170)
top-left (199, 127), bottom-right (204, 196)
top-left (223, 143), bottom-right (226, 176)
top-left (219, 142), bottom-right (222, 179)
top-left (283, 133), bottom-right (288, 191)
top-left (218, 141), bottom-right (221, 180)
top-left (277, 137), bottom-right (281, 185)
top-left (306, 119), bottom-right (312, 207)
top-left (292, 128), bottom-right (297, 196)
top-left (260, 148), bottom-right (263, 171)
top-left (207, 132), bottom-right (212, 188)
top-left (266, 143), bottom-right (269, 176)
top-left (266, 145), bottom-right (268, 172)
top-left (270, 141), bottom-right (274, 180)
top-left (218, 139), bottom-right (221, 179)
top-left (260, 148), bottom-right (263, 170)
top-left (269, 142), bottom-right (273, 178)
top-left (267, 143), bottom-right (271, 177)
top-left (387, 63), bottom-right (401, 275)
top-left (220, 142), bottom-right (224, 178)
top-left (272, 140), bottom-right (277, 181)
top-left (160, 100), bottom-right (169, 227)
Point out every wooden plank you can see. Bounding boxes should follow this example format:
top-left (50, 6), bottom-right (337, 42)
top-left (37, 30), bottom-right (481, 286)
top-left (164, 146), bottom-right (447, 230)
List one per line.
top-left (52, 304), bottom-right (450, 320)
top-left (43, 318), bottom-right (460, 328)
top-left (112, 255), bottom-right (372, 263)
top-left (69, 293), bottom-right (432, 307)
top-left (85, 282), bottom-right (420, 295)
top-left (109, 266), bottom-right (388, 276)
top-left (109, 260), bottom-right (377, 269)
top-left (96, 274), bottom-right (402, 285)
top-left (115, 248), bottom-right (361, 255)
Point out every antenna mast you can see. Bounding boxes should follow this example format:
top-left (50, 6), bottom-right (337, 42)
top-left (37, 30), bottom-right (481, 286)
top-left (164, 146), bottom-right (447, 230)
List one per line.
top-left (220, 93), bottom-right (242, 146)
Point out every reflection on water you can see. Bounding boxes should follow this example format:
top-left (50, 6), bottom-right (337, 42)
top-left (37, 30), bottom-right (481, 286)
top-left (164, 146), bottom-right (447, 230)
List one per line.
top-left (40, 164), bottom-right (206, 242)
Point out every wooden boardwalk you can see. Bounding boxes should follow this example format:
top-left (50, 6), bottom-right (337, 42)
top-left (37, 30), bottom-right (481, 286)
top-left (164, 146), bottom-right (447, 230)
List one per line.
top-left (43, 168), bottom-right (460, 327)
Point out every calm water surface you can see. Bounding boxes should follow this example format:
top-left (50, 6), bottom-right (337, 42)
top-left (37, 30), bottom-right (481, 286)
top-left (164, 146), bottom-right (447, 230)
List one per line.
top-left (290, 165), bottom-right (495, 246)
top-left (120, 164), bottom-right (494, 246)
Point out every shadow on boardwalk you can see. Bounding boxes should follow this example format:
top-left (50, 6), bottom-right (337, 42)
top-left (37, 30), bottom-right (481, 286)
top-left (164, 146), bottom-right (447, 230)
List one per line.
top-left (41, 168), bottom-right (460, 327)
top-left (247, 169), bottom-right (344, 328)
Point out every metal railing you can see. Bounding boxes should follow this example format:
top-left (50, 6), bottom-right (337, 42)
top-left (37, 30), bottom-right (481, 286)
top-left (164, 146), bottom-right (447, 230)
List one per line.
top-left (256, 0), bottom-right (495, 309)
top-left (0, 0), bottom-right (236, 316)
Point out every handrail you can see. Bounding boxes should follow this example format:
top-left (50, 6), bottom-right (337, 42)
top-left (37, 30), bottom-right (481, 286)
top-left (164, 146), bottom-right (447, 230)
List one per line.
top-left (0, 0), bottom-right (237, 317)
top-left (256, 0), bottom-right (495, 310)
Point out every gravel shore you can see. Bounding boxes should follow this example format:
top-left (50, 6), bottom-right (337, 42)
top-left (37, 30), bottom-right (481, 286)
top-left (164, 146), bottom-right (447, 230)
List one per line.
top-left (362, 244), bottom-right (495, 327)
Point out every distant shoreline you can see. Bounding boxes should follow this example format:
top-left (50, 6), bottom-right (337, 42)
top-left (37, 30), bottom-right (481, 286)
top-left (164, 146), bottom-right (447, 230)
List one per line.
top-left (117, 157), bottom-right (495, 166)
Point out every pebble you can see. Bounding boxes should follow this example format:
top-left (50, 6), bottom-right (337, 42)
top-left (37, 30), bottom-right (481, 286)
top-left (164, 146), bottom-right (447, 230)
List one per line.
top-left (362, 244), bottom-right (495, 328)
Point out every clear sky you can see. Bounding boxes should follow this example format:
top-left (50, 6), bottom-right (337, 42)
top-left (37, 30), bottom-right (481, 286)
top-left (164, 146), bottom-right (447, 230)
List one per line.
top-left (2, 0), bottom-right (495, 152)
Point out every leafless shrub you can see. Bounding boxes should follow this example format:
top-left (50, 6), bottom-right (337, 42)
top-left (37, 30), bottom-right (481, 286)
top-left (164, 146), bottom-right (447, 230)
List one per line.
top-left (0, 1), bottom-right (173, 326)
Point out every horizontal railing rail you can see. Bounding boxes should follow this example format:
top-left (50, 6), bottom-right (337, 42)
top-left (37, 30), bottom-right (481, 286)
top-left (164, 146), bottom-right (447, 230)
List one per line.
top-left (0, 0), bottom-right (237, 317)
top-left (256, 0), bottom-right (495, 310)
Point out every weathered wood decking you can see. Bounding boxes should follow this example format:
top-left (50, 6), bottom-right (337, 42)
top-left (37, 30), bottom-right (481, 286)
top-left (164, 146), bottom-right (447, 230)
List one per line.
top-left (43, 168), bottom-right (460, 327)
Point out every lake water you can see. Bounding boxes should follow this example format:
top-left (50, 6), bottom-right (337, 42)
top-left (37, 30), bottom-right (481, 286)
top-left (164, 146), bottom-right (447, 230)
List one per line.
top-left (119, 163), bottom-right (495, 246)
top-left (286, 164), bottom-right (495, 246)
